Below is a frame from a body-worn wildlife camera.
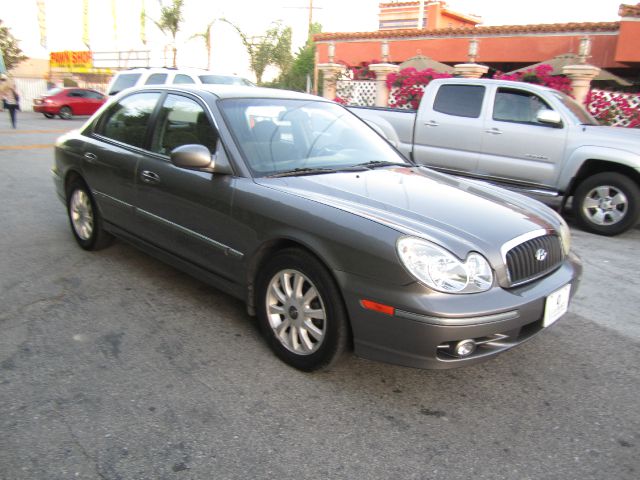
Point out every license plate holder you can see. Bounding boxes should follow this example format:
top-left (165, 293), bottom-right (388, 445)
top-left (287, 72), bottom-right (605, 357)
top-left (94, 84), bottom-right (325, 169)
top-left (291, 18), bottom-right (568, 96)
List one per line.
top-left (543, 283), bottom-right (571, 327)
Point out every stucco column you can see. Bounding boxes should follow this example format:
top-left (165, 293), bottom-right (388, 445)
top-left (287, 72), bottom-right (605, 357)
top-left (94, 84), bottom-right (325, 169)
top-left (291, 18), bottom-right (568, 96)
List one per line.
top-left (562, 64), bottom-right (601, 105)
top-left (453, 63), bottom-right (489, 79)
top-left (369, 63), bottom-right (399, 107)
top-left (317, 63), bottom-right (344, 100)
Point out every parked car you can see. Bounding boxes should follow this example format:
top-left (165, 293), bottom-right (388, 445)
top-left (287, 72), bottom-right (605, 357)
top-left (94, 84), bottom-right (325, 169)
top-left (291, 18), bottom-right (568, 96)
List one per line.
top-left (106, 67), bottom-right (256, 96)
top-left (33, 87), bottom-right (106, 119)
top-left (351, 78), bottom-right (640, 236)
top-left (52, 85), bottom-right (581, 371)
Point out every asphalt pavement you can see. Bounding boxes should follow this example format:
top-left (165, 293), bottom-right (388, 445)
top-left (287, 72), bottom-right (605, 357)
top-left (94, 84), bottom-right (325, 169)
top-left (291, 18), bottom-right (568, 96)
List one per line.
top-left (0, 112), bottom-right (638, 479)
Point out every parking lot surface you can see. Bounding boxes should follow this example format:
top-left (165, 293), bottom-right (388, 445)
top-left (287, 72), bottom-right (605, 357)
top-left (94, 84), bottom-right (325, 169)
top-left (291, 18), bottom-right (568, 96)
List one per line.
top-left (1, 113), bottom-right (638, 479)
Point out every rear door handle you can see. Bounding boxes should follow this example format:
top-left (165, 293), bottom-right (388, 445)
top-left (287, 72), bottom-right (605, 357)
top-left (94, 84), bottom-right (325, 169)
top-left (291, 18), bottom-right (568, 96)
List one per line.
top-left (424, 120), bottom-right (439, 127)
top-left (485, 128), bottom-right (503, 135)
top-left (141, 170), bottom-right (161, 184)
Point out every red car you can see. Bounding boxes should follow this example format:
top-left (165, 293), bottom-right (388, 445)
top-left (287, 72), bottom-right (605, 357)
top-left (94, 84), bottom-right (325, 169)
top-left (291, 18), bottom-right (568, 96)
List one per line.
top-left (33, 87), bottom-right (106, 119)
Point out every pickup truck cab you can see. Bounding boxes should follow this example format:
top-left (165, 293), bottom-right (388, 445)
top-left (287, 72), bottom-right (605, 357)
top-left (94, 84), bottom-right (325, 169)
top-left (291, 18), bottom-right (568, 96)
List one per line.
top-left (351, 78), bottom-right (640, 236)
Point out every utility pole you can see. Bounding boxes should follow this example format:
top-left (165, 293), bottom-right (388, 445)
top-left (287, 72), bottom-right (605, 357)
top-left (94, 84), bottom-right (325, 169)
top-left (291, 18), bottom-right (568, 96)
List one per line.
top-left (285, 0), bottom-right (322, 39)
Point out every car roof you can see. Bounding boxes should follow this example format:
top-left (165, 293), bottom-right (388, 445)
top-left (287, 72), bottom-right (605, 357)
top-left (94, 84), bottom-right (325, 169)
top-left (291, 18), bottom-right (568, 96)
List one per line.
top-left (115, 68), bottom-right (247, 78)
top-left (122, 84), bottom-right (328, 102)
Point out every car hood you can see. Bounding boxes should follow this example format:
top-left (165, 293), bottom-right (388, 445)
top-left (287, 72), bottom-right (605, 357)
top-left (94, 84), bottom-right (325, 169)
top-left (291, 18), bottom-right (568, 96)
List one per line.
top-left (255, 166), bottom-right (561, 259)
top-left (582, 125), bottom-right (640, 153)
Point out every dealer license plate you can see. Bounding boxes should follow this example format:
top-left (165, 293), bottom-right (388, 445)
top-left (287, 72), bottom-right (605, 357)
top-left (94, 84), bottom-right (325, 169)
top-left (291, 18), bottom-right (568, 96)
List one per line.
top-left (543, 283), bottom-right (571, 327)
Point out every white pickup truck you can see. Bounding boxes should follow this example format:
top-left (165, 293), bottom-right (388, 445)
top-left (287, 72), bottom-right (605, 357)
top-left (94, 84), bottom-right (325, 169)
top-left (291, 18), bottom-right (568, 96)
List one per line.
top-left (351, 78), bottom-right (640, 236)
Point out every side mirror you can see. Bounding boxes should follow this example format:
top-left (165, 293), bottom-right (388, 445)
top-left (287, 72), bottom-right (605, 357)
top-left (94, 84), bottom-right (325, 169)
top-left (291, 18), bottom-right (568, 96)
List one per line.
top-left (171, 144), bottom-right (212, 170)
top-left (536, 109), bottom-right (563, 127)
top-left (170, 143), bottom-right (233, 175)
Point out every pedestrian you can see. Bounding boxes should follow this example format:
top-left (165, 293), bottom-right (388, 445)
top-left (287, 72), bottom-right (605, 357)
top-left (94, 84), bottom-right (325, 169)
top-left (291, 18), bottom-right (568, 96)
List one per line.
top-left (1, 75), bottom-right (20, 129)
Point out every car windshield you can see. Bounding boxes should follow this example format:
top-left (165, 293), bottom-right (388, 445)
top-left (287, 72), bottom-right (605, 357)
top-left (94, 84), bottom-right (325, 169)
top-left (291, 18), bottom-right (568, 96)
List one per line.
top-left (44, 87), bottom-right (63, 96)
top-left (551, 91), bottom-right (598, 125)
top-left (218, 98), bottom-right (410, 177)
top-left (199, 75), bottom-right (256, 86)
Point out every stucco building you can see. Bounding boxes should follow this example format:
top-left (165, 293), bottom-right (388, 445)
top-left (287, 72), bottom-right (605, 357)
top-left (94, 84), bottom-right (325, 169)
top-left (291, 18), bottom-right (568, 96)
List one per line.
top-left (314, 1), bottom-right (640, 83)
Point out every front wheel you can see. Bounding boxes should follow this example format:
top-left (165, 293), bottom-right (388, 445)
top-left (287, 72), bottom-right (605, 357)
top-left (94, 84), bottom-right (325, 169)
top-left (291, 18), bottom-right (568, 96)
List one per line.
top-left (59, 106), bottom-right (73, 119)
top-left (256, 248), bottom-right (350, 371)
top-left (66, 179), bottom-right (113, 250)
top-left (574, 172), bottom-right (640, 236)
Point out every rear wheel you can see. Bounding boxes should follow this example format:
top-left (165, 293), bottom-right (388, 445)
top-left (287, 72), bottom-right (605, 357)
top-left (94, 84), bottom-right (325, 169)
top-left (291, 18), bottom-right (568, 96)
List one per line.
top-left (574, 172), bottom-right (640, 236)
top-left (66, 178), bottom-right (113, 250)
top-left (256, 248), bottom-right (350, 371)
top-left (43, 113), bottom-right (54, 119)
top-left (59, 106), bottom-right (73, 119)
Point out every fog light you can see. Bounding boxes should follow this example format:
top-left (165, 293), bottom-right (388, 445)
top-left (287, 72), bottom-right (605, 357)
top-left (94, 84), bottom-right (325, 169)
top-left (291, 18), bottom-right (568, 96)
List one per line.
top-left (453, 339), bottom-right (476, 357)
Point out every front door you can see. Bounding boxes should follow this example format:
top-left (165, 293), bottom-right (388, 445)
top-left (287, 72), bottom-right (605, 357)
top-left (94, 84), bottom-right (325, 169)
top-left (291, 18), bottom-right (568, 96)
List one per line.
top-left (134, 93), bottom-right (243, 284)
top-left (479, 87), bottom-right (568, 188)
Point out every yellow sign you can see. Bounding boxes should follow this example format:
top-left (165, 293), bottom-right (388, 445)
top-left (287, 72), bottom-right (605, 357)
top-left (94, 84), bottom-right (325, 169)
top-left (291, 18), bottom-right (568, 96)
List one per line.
top-left (50, 51), bottom-right (93, 70)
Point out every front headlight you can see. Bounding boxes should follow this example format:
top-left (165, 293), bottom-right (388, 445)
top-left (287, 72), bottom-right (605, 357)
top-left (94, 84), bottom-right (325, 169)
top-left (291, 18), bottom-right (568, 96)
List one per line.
top-left (397, 237), bottom-right (493, 294)
top-left (558, 216), bottom-right (571, 256)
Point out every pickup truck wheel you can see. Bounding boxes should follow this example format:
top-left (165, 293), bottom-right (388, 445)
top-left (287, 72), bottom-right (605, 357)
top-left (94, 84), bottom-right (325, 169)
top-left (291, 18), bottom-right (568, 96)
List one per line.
top-left (256, 248), bottom-right (350, 371)
top-left (574, 173), bottom-right (640, 236)
top-left (66, 179), bottom-right (113, 250)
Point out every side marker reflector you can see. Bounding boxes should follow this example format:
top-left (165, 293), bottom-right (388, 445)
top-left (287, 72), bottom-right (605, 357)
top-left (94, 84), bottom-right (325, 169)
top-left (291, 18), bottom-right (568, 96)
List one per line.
top-left (360, 299), bottom-right (395, 316)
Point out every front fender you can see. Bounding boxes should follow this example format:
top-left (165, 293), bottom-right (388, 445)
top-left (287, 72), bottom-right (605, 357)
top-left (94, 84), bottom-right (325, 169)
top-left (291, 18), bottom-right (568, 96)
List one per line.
top-left (559, 145), bottom-right (640, 191)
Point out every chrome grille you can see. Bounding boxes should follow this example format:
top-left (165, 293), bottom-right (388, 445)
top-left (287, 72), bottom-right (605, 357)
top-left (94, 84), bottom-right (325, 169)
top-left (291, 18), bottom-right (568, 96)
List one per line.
top-left (505, 234), bottom-right (563, 285)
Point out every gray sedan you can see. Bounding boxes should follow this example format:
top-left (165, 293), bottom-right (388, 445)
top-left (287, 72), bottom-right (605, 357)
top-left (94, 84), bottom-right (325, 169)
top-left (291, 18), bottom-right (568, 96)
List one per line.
top-left (52, 85), bottom-right (582, 371)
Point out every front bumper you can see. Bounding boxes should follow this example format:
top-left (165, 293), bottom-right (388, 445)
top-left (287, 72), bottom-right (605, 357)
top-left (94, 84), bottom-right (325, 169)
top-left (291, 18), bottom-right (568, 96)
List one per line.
top-left (336, 253), bottom-right (582, 369)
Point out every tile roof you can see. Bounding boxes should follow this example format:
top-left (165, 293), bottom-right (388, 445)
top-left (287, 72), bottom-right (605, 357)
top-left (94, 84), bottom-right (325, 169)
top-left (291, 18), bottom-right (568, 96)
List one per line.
top-left (619, 2), bottom-right (640, 17)
top-left (313, 22), bottom-right (620, 42)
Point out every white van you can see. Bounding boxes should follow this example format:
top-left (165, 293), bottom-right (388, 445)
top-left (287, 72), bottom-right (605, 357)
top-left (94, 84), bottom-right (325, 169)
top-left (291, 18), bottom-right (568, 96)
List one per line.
top-left (106, 68), bottom-right (256, 95)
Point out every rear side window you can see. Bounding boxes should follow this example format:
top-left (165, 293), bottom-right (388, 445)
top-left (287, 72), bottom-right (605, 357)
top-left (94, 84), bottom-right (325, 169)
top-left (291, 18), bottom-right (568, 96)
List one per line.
top-left (173, 74), bottom-right (195, 84)
top-left (108, 73), bottom-right (141, 95)
top-left (145, 73), bottom-right (168, 85)
top-left (97, 92), bottom-right (161, 148)
top-left (433, 85), bottom-right (485, 118)
top-left (85, 91), bottom-right (105, 99)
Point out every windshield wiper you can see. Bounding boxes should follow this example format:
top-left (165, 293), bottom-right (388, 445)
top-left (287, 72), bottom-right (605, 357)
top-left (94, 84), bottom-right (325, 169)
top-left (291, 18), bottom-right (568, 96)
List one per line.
top-left (355, 160), bottom-right (411, 169)
top-left (267, 166), bottom-right (368, 178)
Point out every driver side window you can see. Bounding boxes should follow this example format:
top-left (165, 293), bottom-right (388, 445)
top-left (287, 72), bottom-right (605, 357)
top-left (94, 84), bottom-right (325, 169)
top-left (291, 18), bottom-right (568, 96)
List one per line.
top-left (151, 94), bottom-right (219, 155)
top-left (493, 88), bottom-right (552, 125)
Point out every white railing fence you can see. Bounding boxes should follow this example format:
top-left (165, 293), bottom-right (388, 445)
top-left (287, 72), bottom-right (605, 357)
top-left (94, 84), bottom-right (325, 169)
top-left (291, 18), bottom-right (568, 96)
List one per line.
top-left (336, 80), bottom-right (376, 107)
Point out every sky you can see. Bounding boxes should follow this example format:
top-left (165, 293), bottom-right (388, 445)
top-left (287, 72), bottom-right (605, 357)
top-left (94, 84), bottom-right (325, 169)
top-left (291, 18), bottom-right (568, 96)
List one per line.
top-left (0, 0), bottom-right (629, 81)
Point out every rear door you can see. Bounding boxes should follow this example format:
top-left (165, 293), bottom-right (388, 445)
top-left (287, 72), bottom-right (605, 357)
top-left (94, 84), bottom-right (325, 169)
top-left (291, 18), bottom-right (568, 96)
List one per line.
top-left (412, 83), bottom-right (487, 175)
top-left (479, 87), bottom-right (568, 188)
top-left (84, 91), bottom-right (162, 233)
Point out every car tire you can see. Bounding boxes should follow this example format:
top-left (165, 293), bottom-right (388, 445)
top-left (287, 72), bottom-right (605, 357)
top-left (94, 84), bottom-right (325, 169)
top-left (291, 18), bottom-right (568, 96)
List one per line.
top-left (59, 106), bottom-right (73, 120)
top-left (43, 113), bottom-right (54, 119)
top-left (574, 172), bottom-right (640, 236)
top-left (256, 248), bottom-right (350, 371)
top-left (66, 178), bottom-right (113, 250)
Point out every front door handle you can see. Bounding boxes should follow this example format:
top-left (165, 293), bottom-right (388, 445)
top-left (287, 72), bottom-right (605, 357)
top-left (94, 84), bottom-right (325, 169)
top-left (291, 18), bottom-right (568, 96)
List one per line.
top-left (485, 128), bottom-right (503, 135)
top-left (141, 170), bottom-right (161, 184)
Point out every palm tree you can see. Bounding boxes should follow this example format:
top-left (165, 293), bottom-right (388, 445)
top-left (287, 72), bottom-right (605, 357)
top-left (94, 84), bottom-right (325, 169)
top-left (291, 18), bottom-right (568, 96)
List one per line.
top-left (152, 0), bottom-right (184, 68)
top-left (190, 20), bottom-right (216, 70)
